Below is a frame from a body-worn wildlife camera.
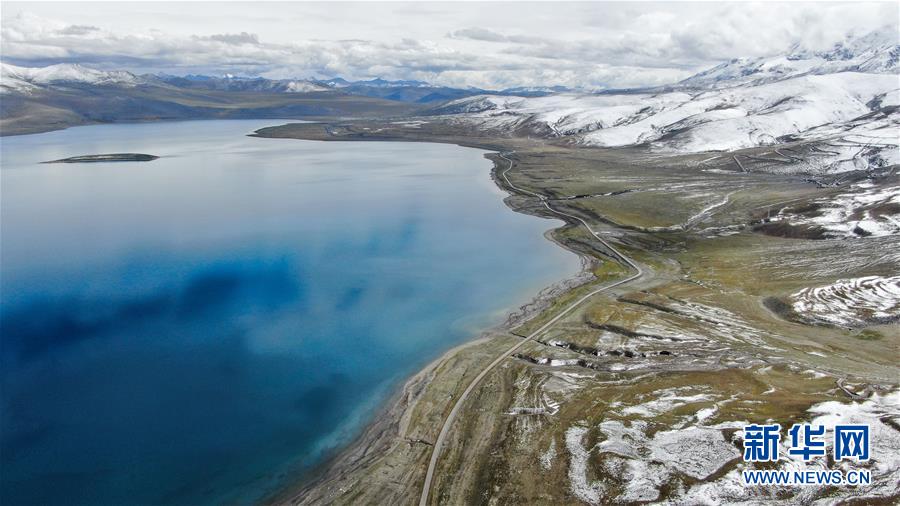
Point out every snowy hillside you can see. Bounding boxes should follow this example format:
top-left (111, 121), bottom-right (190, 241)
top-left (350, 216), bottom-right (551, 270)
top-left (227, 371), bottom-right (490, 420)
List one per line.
top-left (439, 73), bottom-right (898, 153)
top-left (284, 80), bottom-right (330, 93)
top-left (1, 63), bottom-right (140, 93)
top-left (434, 30), bottom-right (899, 163)
top-left (678, 28), bottom-right (899, 89)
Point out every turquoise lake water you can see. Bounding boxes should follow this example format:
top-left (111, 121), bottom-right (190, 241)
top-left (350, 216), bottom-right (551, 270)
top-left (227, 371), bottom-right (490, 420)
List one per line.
top-left (0, 120), bottom-right (578, 505)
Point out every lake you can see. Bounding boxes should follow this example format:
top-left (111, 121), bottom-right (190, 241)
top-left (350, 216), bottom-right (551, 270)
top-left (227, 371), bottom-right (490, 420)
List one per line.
top-left (0, 120), bottom-right (578, 505)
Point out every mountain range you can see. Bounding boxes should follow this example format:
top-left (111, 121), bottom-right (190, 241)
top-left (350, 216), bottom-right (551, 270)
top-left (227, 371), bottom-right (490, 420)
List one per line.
top-left (675, 27), bottom-right (899, 89)
top-left (1, 28), bottom-right (898, 162)
top-left (431, 28), bottom-right (899, 171)
top-left (0, 61), bottom-right (569, 135)
top-left (1, 63), bottom-right (558, 102)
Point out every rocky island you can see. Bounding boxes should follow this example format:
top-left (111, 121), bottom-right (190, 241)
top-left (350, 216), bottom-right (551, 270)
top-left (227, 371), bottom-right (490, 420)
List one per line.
top-left (43, 153), bottom-right (158, 163)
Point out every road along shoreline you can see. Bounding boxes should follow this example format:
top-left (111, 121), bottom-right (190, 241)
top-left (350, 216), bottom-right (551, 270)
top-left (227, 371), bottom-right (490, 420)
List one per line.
top-left (264, 261), bottom-right (598, 505)
top-left (417, 152), bottom-right (644, 505)
top-left (257, 121), bottom-right (900, 506)
top-left (258, 138), bottom-right (629, 505)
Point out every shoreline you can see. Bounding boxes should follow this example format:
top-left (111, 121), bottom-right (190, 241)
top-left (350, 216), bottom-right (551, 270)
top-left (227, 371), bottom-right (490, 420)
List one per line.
top-left (261, 138), bottom-right (603, 505)
top-left (265, 250), bottom-right (595, 504)
top-left (253, 120), bottom-right (898, 504)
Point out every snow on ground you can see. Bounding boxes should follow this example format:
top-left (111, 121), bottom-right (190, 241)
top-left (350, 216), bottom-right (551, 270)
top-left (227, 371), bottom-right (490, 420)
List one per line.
top-left (622, 388), bottom-right (714, 417)
top-left (1, 62), bottom-right (139, 93)
top-left (678, 28), bottom-right (899, 89)
top-left (790, 275), bottom-right (900, 327)
top-left (665, 298), bottom-right (770, 346)
top-left (564, 391), bottom-right (900, 504)
top-left (695, 405), bottom-right (718, 423)
top-left (807, 391), bottom-right (900, 486)
top-left (441, 72), bottom-right (899, 156)
top-left (561, 382), bottom-right (899, 504)
top-left (650, 427), bottom-right (740, 479)
top-left (797, 115), bottom-right (900, 174)
top-left (0, 64), bottom-right (38, 93)
top-left (566, 425), bottom-right (604, 504)
top-left (587, 73), bottom-right (898, 152)
top-left (434, 31), bottom-right (900, 161)
top-left (390, 120), bottom-right (426, 128)
top-left (776, 183), bottom-right (900, 238)
top-left (879, 88), bottom-right (900, 108)
top-left (540, 438), bottom-right (557, 471)
top-left (672, 391), bottom-right (900, 504)
top-left (587, 419), bottom-right (739, 500)
top-left (617, 458), bottom-right (670, 502)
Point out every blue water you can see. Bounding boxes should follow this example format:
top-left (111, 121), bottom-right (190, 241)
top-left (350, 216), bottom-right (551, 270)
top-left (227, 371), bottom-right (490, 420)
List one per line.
top-left (0, 120), bottom-right (578, 505)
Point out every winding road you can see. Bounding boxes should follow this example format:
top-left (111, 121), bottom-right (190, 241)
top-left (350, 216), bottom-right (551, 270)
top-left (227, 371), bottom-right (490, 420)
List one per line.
top-left (418, 152), bottom-right (645, 505)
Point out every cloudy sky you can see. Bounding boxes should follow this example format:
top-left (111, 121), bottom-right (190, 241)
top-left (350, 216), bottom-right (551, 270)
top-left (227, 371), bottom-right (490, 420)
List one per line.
top-left (2, 1), bottom-right (897, 89)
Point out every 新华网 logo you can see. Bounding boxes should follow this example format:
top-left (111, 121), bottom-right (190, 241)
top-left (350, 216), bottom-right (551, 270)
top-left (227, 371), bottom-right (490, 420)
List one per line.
top-left (741, 423), bottom-right (872, 486)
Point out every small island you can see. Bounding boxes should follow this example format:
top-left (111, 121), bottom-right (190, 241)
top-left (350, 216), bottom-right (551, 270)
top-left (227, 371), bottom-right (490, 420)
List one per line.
top-left (43, 153), bottom-right (159, 163)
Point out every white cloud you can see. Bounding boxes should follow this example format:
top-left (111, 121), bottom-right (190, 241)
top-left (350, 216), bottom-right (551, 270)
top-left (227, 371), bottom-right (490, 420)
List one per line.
top-left (0, 2), bottom-right (896, 89)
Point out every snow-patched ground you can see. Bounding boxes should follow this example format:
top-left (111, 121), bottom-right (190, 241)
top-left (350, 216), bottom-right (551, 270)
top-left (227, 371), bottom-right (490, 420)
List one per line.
top-left (566, 425), bottom-right (604, 504)
top-left (564, 391), bottom-right (900, 504)
top-left (441, 71), bottom-right (899, 162)
top-left (621, 388), bottom-right (714, 417)
top-left (790, 275), bottom-right (900, 327)
top-left (778, 183), bottom-right (900, 238)
top-left (566, 418), bottom-right (741, 503)
top-left (674, 391), bottom-right (900, 505)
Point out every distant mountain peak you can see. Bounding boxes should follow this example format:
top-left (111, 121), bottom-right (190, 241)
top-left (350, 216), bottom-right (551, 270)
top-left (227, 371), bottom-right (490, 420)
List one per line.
top-left (350, 77), bottom-right (431, 88)
top-left (431, 26), bottom-right (899, 162)
top-left (679, 27), bottom-right (900, 90)
top-left (1, 62), bottom-right (139, 93)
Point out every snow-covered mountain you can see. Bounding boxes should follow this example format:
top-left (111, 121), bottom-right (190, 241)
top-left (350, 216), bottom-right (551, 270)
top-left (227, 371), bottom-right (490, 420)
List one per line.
top-left (348, 78), bottom-right (430, 88)
top-left (148, 74), bottom-right (499, 102)
top-left (3, 28), bottom-right (898, 156)
top-left (0, 64), bottom-right (444, 96)
top-left (499, 85), bottom-right (574, 96)
top-left (151, 73), bottom-right (331, 93)
top-left (0, 64), bottom-right (502, 103)
top-left (438, 74), bottom-right (898, 151)
top-left (1, 63), bottom-right (140, 93)
top-left (434, 29), bottom-right (899, 167)
top-left (678, 28), bottom-right (899, 89)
